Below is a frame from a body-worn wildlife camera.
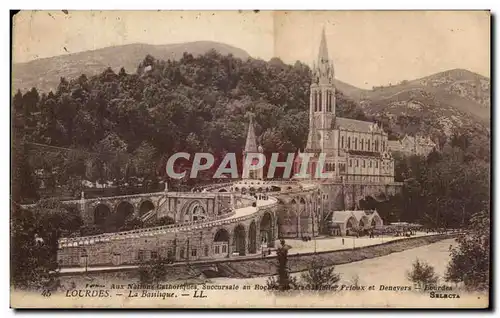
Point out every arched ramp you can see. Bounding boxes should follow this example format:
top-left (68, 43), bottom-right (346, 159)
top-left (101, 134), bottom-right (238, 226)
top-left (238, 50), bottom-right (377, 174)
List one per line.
top-left (248, 221), bottom-right (257, 254)
top-left (260, 212), bottom-right (274, 247)
top-left (139, 200), bottom-right (155, 217)
top-left (233, 224), bottom-right (246, 256)
top-left (94, 203), bottom-right (111, 227)
top-left (213, 228), bottom-right (230, 258)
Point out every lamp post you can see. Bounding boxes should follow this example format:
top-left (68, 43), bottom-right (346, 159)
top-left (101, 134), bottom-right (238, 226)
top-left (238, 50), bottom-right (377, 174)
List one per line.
top-left (313, 206), bottom-right (318, 254)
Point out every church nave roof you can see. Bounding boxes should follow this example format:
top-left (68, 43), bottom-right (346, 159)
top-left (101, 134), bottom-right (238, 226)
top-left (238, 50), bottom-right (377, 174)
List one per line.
top-left (335, 117), bottom-right (383, 134)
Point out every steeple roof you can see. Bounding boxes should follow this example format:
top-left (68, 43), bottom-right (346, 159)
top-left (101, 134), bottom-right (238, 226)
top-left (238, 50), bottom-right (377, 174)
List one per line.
top-left (318, 27), bottom-right (329, 64)
top-left (244, 114), bottom-right (258, 153)
top-left (312, 27), bottom-right (334, 85)
top-left (305, 116), bottom-right (321, 153)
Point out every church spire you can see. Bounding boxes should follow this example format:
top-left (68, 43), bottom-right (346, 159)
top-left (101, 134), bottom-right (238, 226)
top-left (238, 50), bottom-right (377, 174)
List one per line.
top-left (318, 26), bottom-right (329, 64)
top-left (305, 114), bottom-right (321, 153)
top-left (244, 113), bottom-right (258, 153)
top-left (312, 27), bottom-right (334, 85)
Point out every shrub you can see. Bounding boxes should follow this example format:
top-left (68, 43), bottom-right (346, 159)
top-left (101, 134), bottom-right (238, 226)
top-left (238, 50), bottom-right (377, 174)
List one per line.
top-left (300, 257), bottom-right (340, 291)
top-left (445, 210), bottom-right (489, 291)
top-left (407, 258), bottom-right (438, 288)
top-left (138, 257), bottom-right (169, 284)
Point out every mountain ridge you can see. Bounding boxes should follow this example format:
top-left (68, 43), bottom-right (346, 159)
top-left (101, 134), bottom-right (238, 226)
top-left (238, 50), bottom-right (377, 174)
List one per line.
top-left (338, 68), bottom-right (490, 126)
top-left (13, 41), bottom-right (252, 93)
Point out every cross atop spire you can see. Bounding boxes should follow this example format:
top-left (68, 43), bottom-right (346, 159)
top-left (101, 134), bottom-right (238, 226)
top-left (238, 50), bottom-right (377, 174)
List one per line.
top-left (318, 26), bottom-right (329, 64)
top-left (244, 112), bottom-right (258, 153)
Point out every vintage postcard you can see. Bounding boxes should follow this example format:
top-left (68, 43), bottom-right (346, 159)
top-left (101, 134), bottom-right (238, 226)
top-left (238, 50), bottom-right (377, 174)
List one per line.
top-left (10, 10), bottom-right (491, 308)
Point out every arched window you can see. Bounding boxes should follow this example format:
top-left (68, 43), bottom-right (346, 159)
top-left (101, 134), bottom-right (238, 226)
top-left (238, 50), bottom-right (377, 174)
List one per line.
top-left (325, 91), bottom-right (329, 112)
top-left (329, 91), bottom-right (332, 111)
top-left (348, 137), bottom-right (351, 149)
top-left (354, 138), bottom-right (358, 150)
top-left (368, 141), bottom-right (371, 151)
top-left (341, 136), bottom-right (344, 148)
top-left (185, 203), bottom-right (207, 222)
top-left (330, 92), bottom-right (334, 111)
top-left (318, 91), bottom-right (322, 112)
top-left (328, 91), bottom-right (333, 112)
top-left (313, 92), bottom-right (317, 112)
top-left (361, 138), bottom-right (364, 150)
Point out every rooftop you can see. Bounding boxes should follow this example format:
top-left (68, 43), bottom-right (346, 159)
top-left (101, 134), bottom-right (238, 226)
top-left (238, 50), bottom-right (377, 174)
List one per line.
top-left (335, 117), bottom-right (384, 134)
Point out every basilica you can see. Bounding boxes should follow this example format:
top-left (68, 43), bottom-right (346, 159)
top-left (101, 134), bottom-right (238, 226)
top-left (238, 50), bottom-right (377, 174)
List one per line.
top-left (294, 29), bottom-right (395, 184)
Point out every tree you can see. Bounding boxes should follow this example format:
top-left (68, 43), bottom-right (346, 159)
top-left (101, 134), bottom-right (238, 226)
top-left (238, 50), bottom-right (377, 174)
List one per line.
top-left (11, 205), bottom-right (53, 290)
top-left (300, 257), bottom-right (340, 291)
top-left (119, 217), bottom-right (144, 232)
top-left (12, 140), bottom-right (39, 203)
top-left (11, 199), bottom-right (81, 290)
top-left (406, 259), bottom-right (438, 288)
top-left (34, 199), bottom-right (83, 264)
top-left (131, 141), bottom-right (156, 177)
top-left (445, 210), bottom-right (489, 291)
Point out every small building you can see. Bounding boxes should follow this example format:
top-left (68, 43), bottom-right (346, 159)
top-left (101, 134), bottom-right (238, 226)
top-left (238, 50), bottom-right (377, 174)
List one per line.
top-left (387, 135), bottom-right (437, 157)
top-left (327, 210), bottom-right (383, 236)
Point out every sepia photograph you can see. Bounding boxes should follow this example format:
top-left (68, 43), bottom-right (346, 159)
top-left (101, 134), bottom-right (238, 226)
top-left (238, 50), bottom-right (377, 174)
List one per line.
top-left (10, 10), bottom-right (491, 308)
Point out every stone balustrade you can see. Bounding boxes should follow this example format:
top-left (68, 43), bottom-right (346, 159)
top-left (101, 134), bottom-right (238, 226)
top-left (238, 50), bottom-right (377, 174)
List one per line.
top-left (198, 182), bottom-right (234, 191)
top-left (21, 191), bottom-right (169, 208)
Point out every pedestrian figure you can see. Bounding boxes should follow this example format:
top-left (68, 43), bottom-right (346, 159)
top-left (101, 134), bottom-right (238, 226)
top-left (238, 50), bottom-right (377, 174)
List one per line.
top-left (342, 238), bottom-right (345, 245)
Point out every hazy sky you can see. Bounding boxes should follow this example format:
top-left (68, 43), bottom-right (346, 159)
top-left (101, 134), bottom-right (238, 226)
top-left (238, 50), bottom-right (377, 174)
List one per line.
top-left (13, 10), bottom-right (490, 88)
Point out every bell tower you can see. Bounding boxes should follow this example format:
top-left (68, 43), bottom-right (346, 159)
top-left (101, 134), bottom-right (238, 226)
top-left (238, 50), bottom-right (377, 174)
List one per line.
top-left (307, 27), bottom-right (336, 152)
top-left (303, 27), bottom-right (337, 179)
